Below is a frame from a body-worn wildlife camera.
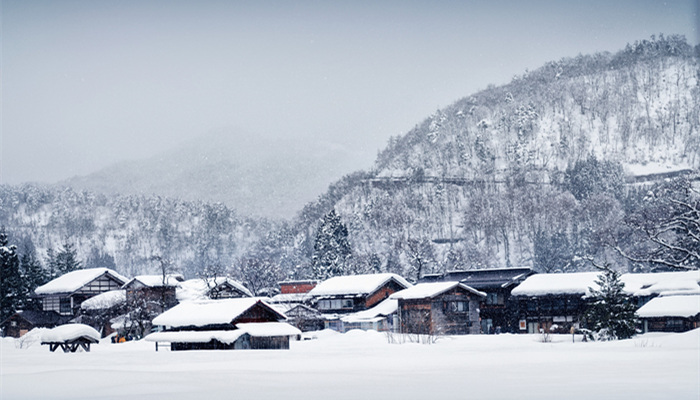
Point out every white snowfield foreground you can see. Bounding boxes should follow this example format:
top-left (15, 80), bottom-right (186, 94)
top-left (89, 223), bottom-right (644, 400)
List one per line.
top-left (2, 329), bottom-right (699, 400)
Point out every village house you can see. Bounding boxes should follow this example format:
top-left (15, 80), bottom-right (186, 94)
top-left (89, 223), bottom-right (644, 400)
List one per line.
top-left (510, 270), bottom-right (700, 334)
top-left (34, 268), bottom-right (129, 318)
top-left (391, 282), bottom-right (485, 335)
top-left (637, 295), bottom-right (700, 333)
top-left (146, 298), bottom-right (301, 350)
top-left (307, 273), bottom-right (411, 331)
top-left (420, 267), bottom-right (535, 333)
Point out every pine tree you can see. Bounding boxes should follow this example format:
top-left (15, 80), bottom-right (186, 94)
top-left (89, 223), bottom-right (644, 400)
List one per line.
top-left (19, 249), bottom-right (49, 310)
top-left (0, 229), bottom-right (23, 321)
top-left (54, 241), bottom-right (82, 276)
top-left (311, 209), bottom-right (351, 280)
top-left (584, 267), bottom-right (637, 340)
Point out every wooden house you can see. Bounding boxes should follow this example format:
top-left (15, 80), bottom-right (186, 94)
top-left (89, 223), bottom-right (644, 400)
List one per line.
top-left (392, 282), bottom-right (485, 335)
top-left (637, 295), bottom-right (700, 332)
top-left (146, 298), bottom-right (301, 350)
top-left (511, 270), bottom-right (700, 334)
top-left (420, 267), bottom-right (535, 333)
top-left (308, 273), bottom-right (411, 314)
top-left (0, 310), bottom-right (71, 338)
top-left (34, 268), bottom-right (128, 317)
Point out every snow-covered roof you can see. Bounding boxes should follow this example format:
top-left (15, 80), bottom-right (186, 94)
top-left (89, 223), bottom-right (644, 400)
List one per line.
top-left (152, 298), bottom-right (283, 328)
top-left (391, 281), bottom-right (486, 300)
top-left (621, 271), bottom-right (700, 297)
top-left (145, 330), bottom-right (245, 344)
top-left (41, 324), bottom-right (101, 343)
top-left (511, 272), bottom-right (600, 297)
top-left (341, 298), bottom-right (398, 323)
top-left (80, 290), bottom-right (126, 310)
top-left (637, 295), bottom-right (700, 318)
top-left (269, 293), bottom-right (309, 304)
top-left (511, 271), bottom-right (700, 297)
top-left (35, 268), bottom-right (128, 295)
top-left (236, 322), bottom-right (301, 337)
top-left (308, 273), bottom-right (412, 297)
top-left (145, 322), bottom-right (301, 343)
top-left (176, 278), bottom-right (252, 302)
top-left (123, 274), bottom-right (184, 289)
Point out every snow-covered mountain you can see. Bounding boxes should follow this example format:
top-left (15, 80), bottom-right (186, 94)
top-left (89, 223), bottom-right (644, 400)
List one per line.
top-left (291, 35), bottom-right (700, 278)
top-left (63, 130), bottom-right (367, 219)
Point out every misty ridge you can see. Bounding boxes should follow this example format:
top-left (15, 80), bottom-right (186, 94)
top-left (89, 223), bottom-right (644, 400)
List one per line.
top-left (1, 35), bottom-right (699, 290)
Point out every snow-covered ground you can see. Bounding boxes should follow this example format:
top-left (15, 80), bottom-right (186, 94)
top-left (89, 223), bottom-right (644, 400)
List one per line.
top-left (2, 329), bottom-right (698, 400)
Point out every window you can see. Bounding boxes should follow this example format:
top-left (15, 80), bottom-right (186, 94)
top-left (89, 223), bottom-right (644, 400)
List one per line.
top-left (317, 299), bottom-right (353, 310)
top-left (60, 297), bottom-right (72, 315)
top-left (447, 301), bottom-right (468, 312)
top-left (43, 297), bottom-right (60, 313)
top-left (486, 292), bottom-right (504, 305)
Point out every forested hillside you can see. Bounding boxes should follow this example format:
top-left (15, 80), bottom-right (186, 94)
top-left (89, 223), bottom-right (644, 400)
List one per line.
top-left (1, 36), bottom-right (698, 288)
top-left (291, 35), bottom-right (700, 280)
top-left (0, 185), bottom-right (278, 278)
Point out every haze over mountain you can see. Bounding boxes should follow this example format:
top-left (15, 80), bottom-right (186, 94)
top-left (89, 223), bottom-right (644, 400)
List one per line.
top-left (63, 130), bottom-right (371, 219)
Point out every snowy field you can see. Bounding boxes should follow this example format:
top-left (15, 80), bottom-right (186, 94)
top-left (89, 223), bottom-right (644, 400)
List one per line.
top-left (2, 329), bottom-right (699, 400)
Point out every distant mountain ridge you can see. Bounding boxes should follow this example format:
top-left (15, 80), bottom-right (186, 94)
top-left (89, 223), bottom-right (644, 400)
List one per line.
top-left (63, 130), bottom-right (367, 219)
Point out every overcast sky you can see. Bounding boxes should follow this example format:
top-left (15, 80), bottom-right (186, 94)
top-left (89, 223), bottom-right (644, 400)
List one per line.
top-left (2, 0), bottom-right (698, 185)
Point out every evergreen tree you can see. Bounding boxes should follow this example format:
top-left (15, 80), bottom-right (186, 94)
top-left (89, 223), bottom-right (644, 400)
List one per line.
top-left (311, 209), bottom-right (351, 280)
top-left (584, 267), bottom-right (637, 340)
top-left (54, 241), bottom-right (83, 276)
top-left (0, 229), bottom-right (23, 321)
top-left (562, 155), bottom-right (624, 201)
top-left (19, 248), bottom-right (49, 310)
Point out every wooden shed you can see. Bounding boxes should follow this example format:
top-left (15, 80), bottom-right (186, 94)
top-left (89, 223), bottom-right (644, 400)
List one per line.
top-left (637, 295), bottom-right (700, 332)
top-left (146, 298), bottom-right (301, 351)
top-left (392, 282), bottom-right (485, 335)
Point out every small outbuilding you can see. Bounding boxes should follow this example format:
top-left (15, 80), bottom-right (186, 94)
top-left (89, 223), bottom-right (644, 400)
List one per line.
top-left (392, 282), bottom-right (485, 335)
top-left (146, 298), bottom-right (300, 350)
top-left (637, 295), bottom-right (700, 332)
